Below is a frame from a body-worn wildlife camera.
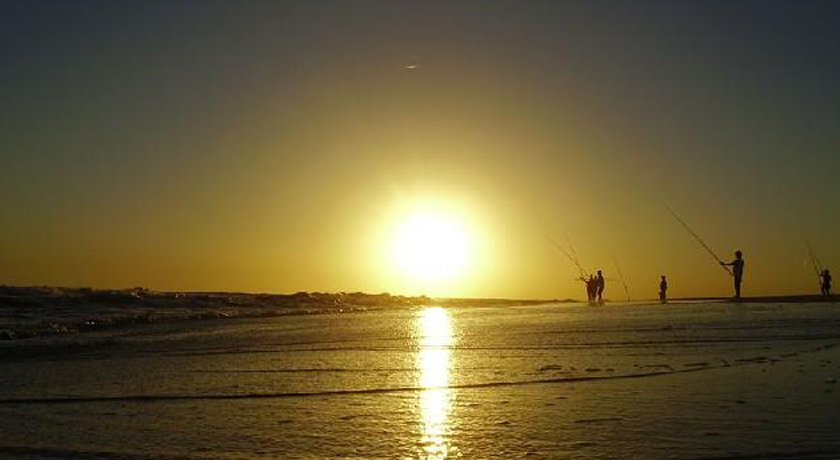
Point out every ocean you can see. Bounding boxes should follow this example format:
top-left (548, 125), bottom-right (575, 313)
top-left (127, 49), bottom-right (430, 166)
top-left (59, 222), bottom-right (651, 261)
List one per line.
top-left (1, 301), bottom-right (839, 459)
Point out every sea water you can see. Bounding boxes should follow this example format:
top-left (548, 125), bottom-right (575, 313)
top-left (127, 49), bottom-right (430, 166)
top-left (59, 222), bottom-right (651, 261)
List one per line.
top-left (1, 302), bottom-right (839, 459)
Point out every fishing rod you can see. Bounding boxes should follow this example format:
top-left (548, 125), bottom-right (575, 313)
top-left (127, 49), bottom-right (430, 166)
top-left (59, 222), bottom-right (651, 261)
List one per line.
top-left (611, 253), bottom-right (631, 302)
top-left (566, 236), bottom-right (583, 271)
top-left (569, 237), bottom-right (621, 283)
top-left (664, 205), bottom-right (733, 276)
top-left (545, 234), bottom-right (589, 281)
top-left (805, 239), bottom-right (823, 284)
top-left (565, 236), bottom-right (589, 280)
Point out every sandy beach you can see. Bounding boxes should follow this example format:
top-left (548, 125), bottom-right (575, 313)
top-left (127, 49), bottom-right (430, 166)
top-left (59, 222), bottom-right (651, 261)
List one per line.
top-left (2, 299), bottom-right (839, 459)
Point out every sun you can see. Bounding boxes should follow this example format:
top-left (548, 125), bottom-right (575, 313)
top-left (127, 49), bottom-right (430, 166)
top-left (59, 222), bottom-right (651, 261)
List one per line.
top-left (392, 209), bottom-right (472, 282)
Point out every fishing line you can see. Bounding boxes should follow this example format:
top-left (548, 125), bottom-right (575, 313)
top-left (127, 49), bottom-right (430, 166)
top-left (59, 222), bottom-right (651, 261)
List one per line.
top-left (664, 205), bottom-right (732, 276)
top-left (611, 252), bottom-right (631, 302)
top-left (544, 233), bottom-right (588, 280)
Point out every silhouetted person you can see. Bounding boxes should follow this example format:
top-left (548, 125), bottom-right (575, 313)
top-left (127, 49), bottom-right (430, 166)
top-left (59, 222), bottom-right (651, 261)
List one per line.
top-left (822, 269), bottom-right (832, 296)
top-left (595, 270), bottom-right (605, 304)
top-left (659, 276), bottom-right (668, 304)
top-left (720, 250), bottom-right (745, 299)
top-left (582, 277), bottom-right (588, 303)
top-left (585, 275), bottom-right (596, 304)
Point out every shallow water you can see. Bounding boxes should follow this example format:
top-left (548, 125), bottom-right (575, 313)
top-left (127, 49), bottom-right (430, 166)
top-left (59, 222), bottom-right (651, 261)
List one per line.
top-left (1, 302), bottom-right (840, 459)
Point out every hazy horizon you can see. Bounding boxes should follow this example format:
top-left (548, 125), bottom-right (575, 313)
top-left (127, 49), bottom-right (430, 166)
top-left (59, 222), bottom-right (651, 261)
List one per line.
top-left (2, 1), bottom-right (838, 299)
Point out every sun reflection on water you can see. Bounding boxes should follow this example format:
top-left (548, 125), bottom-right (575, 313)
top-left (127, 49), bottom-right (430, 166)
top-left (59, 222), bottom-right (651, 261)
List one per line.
top-left (417, 307), bottom-right (455, 459)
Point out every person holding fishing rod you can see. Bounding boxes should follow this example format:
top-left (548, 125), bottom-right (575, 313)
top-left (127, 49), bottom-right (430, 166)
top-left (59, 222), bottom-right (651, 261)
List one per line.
top-left (821, 269), bottom-right (832, 296)
top-left (720, 250), bottom-right (745, 299)
top-left (666, 206), bottom-right (744, 300)
top-left (659, 276), bottom-right (668, 304)
top-left (595, 270), bottom-right (605, 304)
top-left (545, 234), bottom-right (601, 305)
top-left (585, 275), bottom-right (596, 304)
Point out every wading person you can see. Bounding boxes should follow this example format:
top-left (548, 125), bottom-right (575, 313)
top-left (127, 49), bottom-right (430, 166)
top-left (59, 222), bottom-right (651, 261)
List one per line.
top-left (585, 275), bottom-right (596, 304)
top-left (720, 250), bottom-right (745, 299)
top-left (595, 270), bottom-right (605, 304)
top-left (822, 269), bottom-right (832, 296)
top-left (659, 276), bottom-right (668, 304)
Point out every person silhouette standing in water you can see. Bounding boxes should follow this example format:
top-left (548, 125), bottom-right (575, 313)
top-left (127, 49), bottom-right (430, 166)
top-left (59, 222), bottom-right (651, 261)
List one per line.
top-left (585, 275), bottom-right (596, 304)
top-left (821, 269), bottom-right (832, 296)
top-left (595, 270), bottom-right (605, 304)
top-left (659, 276), bottom-right (668, 304)
top-left (720, 250), bottom-right (745, 299)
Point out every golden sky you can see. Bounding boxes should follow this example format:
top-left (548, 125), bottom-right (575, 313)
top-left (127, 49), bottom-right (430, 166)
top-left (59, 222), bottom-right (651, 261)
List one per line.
top-left (1, 2), bottom-right (838, 299)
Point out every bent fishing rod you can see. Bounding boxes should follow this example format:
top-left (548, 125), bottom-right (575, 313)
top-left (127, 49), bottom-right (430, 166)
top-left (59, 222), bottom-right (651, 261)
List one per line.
top-left (566, 236), bottom-right (585, 275)
top-left (664, 205), bottom-right (733, 276)
top-left (805, 239), bottom-right (823, 284)
top-left (545, 234), bottom-right (589, 281)
top-left (611, 253), bottom-right (631, 302)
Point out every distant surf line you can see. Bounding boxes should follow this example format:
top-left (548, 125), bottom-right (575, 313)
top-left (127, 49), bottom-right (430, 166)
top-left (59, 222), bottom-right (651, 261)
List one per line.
top-left (6, 333), bottom-right (835, 365)
top-left (0, 445), bottom-right (201, 460)
top-left (0, 348), bottom-right (827, 406)
top-left (0, 444), bottom-right (837, 460)
top-left (160, 334), bottom-right (840, 357)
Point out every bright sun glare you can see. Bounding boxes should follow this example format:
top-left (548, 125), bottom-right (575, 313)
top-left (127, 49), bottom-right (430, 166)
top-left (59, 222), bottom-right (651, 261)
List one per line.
top-left (392, 210), bottom-right (472, 282)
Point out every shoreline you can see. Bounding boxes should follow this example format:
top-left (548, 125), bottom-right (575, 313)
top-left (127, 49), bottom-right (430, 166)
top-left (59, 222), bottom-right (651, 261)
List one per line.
top-left (0, 286), bottom-right (431, 341)
top-left (670, 294), bottom-right (839, 304)
top-left (1, 285), bottom-right (837, 341)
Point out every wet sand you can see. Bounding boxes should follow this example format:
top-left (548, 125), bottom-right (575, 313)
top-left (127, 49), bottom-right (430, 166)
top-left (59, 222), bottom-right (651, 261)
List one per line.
top-left (667, 294), bottom-right (840, 304)
top-left (1, 301), bottom-right (840, 459)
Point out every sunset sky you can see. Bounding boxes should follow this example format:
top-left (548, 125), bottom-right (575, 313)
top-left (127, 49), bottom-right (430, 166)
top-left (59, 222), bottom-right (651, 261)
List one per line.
top-left (1, 1), bottom-right (838, 299)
